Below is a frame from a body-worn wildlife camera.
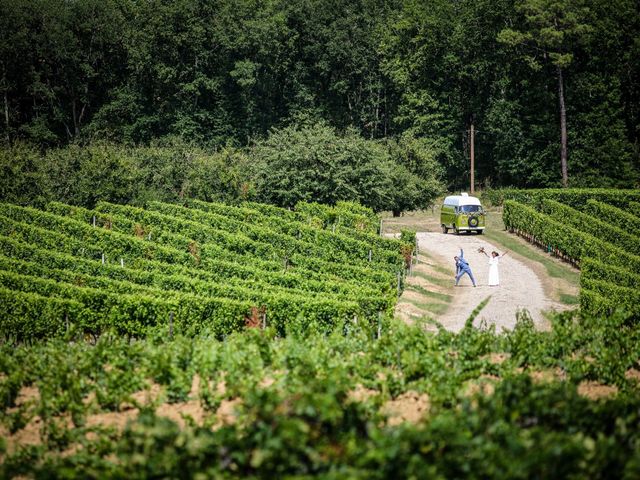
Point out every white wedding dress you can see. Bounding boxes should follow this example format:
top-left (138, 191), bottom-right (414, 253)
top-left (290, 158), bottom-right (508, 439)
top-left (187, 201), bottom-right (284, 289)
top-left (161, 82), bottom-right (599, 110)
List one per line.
top-left (488, 256), bottom-right (500, 286)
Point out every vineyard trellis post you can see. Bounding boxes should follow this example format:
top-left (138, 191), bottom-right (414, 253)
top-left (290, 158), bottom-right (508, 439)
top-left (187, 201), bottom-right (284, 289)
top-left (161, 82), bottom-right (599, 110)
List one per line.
top-left (169, 311), bottom-right (174, 338)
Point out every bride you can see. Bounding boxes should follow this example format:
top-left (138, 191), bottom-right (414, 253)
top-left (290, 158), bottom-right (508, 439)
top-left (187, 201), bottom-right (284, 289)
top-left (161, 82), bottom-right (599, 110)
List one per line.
top-left (478, 247), bottom-right (508, 286)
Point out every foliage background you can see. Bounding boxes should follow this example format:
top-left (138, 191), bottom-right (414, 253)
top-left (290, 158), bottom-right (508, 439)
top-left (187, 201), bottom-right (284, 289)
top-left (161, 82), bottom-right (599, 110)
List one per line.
top-left (1, 0), bottom-right (639, 209)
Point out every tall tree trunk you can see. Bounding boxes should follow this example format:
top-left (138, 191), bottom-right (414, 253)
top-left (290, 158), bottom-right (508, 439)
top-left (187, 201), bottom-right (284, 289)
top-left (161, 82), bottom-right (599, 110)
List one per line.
top-left (3, 89), bottom-right (9, 145)
top-left (72, 98), bottom-right (80, 137)
top-left (557, 66), bottom-right (568, 187)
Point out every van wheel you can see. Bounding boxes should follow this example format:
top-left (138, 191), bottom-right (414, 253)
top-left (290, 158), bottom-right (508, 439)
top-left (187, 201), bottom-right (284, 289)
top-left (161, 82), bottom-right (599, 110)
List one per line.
top-left (454, 226), bottom-right (459, 235)
top-left (442, 224), bottom-right (448, 234)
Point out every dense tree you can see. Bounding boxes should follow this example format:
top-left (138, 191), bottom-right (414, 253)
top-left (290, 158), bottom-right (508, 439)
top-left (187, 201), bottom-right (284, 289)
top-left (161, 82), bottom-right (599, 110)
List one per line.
top-left (498, 0), bottom-right (594, 187)
top-left (0, 140), bottom-right (251, 208)
top-left (250, 123), bottom-right (441, 213)
top-left (0, 0), bottom-right (638, 193)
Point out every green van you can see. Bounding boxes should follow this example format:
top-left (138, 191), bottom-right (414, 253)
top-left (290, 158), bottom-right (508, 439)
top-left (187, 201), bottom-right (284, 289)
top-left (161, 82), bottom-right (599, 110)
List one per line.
top-left (440, 193), bottom-right (485, 234)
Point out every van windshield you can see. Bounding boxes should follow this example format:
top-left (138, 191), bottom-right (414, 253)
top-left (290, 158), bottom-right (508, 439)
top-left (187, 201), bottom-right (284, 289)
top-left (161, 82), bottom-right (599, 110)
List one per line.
top-left (458, 205), bottom-right (482, 213)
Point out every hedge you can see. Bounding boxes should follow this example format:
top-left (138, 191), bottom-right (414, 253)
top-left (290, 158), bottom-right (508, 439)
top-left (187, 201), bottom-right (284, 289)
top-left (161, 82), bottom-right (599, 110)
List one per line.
top-left (0, 270), bottom-right (256, 339)
top-left (94, 201), bottom-right (399, 284)
top-left (580, 258), bottom-right (640, 290)
top-left (0, 205), bottom-right (195, 266)
top-left (503, 201), bottom-right (640, 271)
top-left (0, 235), bottom-right (388, 301)
top-left (184, 198), bottom-right (402, 256)
top-left (579, 289), bottom-right (618, 318)
top-left (0, 254), bottom-right (390, 325)
top-left (484, 188), bottom-right (640, 209)
top-left (540, 199), bottom-right (640, 256)
top-left (46, 201), bottom-right (283, 264)
top-left (582, 199), bottom-right (640, 233)
top-left (0, 211), bottom-right (382, 288)
top-left (628, 201), bottom-right (640, 217)
top-left (580, 279), bottom-right (640, 319)
top-left (0, 287), bottom-right (85, 342)
top-left (294, 200), bottom-right (380, 234)
top-left (0, 268), bottom-right (377, 340)
top-left (147, 201), bottom-right (401, 269)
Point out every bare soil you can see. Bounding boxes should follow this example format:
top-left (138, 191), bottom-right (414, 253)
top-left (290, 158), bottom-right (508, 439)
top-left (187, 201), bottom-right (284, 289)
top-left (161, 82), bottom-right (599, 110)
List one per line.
top-left (577, 381), bottom-right (619, 400)
top-left (381, 391), bottom-right (430, 426)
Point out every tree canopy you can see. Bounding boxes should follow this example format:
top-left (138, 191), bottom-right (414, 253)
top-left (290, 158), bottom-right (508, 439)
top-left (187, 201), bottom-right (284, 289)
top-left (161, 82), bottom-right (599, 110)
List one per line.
top-left (1, 0), bottom-right (638, 197)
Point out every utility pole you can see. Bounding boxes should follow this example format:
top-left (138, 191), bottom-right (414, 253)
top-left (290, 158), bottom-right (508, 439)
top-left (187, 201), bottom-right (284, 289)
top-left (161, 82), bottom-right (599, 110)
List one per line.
top-left (470, 123), bottom-right (475, 194)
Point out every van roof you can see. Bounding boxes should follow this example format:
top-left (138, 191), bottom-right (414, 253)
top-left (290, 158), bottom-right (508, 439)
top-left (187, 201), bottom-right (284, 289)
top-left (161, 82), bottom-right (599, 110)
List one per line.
top-left (443, 194), bottom-right (482, 206)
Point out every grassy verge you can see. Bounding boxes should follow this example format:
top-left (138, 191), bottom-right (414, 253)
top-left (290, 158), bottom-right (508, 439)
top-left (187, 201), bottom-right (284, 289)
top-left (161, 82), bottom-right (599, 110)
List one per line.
top-left (483, 209), bottom-right (580, 285)
top-left (406, 284), bottom-right (452, 302)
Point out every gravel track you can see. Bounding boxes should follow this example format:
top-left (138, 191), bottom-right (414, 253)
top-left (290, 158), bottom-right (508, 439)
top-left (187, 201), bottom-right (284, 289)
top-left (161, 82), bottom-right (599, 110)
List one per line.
top-left (417, 231), bottom-right (563, 332)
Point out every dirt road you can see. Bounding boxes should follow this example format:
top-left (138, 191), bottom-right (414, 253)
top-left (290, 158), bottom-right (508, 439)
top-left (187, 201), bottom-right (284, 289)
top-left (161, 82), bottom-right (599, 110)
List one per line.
top-left (416, 231), bottom-right (564, 332)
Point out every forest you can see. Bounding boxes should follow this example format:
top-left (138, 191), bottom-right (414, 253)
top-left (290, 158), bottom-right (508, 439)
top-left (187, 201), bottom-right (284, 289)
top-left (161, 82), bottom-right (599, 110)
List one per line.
top-left (2, 2), bottom-right (640, 475)
top-left (1, 0), bottom-right (639, 211)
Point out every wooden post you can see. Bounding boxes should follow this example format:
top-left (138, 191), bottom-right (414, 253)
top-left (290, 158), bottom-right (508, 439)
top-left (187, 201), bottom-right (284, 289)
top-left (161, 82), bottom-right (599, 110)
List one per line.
top-left (120, 258), bottom-right (124, 268)
top-left (470, 122), bottom-right (475, 194)
top-left (262, 312), bottom-right (266, 330)
top-left (379, 218), bottom-right (383, 237)
top-left (368, 249), bottom-right (372, 262)
top-left (92, 215), bottom-right (96, 227)
top-left (169, 311), bottom-right (174, 338)
top-left (101, 253), bottom-right (105, 265)
top-left (397, 272), bottom-right (401, 296)
top-left (65, 312), bottom-right (69, 332)
top-left (377, 311), bottom-right (382, 339)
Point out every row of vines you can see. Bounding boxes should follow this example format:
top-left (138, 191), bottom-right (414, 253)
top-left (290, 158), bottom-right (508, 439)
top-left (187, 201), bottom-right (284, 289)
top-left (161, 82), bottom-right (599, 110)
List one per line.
top-left (2, 192), bottom-right (640, 477)
top-left (0, 199), bottom-right (414, 342)
top-left (491, 189), bottom-right (640, 319)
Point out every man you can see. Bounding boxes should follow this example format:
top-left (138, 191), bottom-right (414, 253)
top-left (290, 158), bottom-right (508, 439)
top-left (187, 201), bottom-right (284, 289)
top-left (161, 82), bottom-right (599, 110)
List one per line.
top-left (454, 248), bottom-right (476, 287)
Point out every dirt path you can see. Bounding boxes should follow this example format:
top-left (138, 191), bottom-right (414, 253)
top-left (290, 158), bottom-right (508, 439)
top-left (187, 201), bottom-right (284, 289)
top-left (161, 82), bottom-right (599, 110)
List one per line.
top-left (416, 232), bottom-right (563, 331)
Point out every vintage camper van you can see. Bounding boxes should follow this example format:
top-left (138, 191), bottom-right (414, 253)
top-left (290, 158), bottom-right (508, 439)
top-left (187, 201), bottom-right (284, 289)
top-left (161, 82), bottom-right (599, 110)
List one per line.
top-left (440, 193), bottom-right (485, 234)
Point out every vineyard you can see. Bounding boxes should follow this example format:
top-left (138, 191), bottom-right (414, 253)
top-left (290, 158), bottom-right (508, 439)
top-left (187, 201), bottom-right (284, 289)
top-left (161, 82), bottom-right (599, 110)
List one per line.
top-left (486, 188), bottom-right (640, 319)
top-left (0, 200), bottom-right (409, 342)
top-left (2, 192), bottom-right (640, 478)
